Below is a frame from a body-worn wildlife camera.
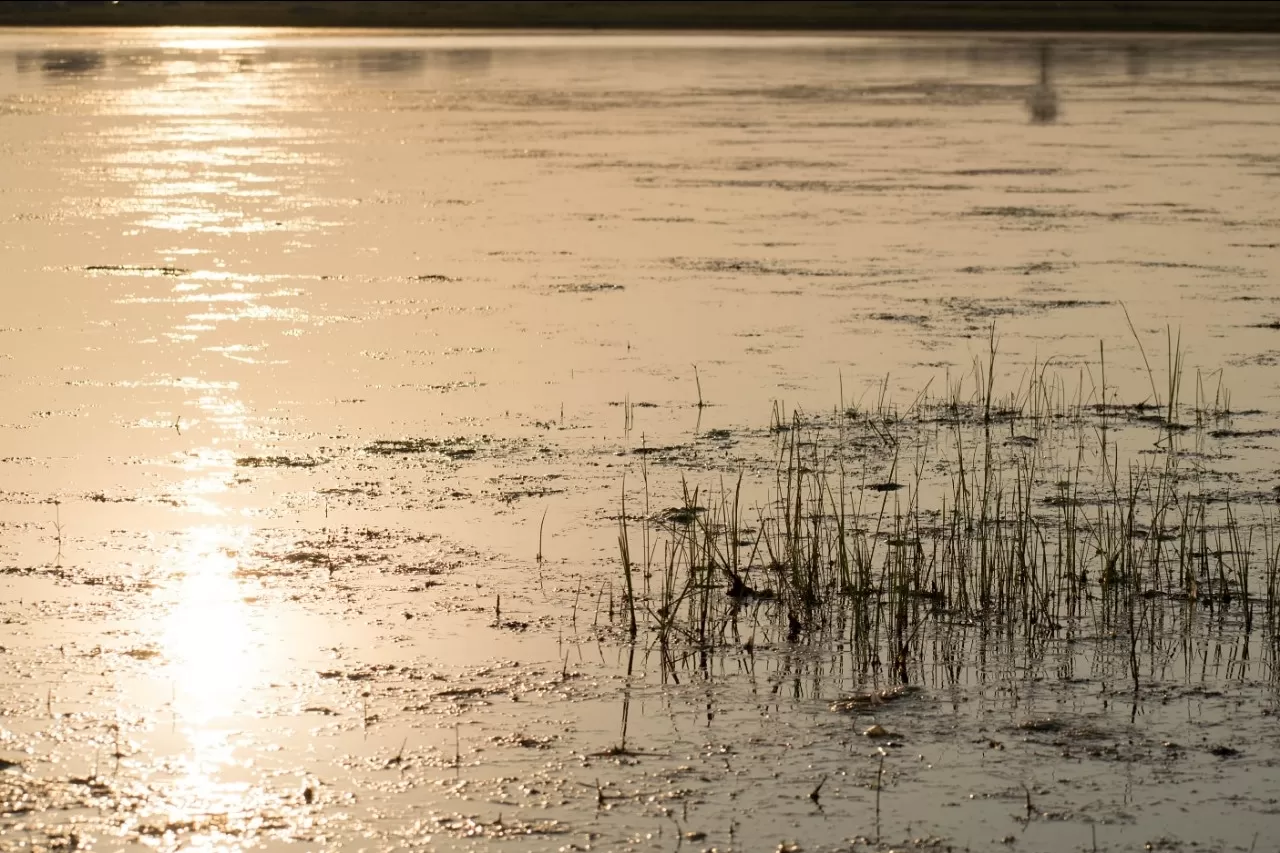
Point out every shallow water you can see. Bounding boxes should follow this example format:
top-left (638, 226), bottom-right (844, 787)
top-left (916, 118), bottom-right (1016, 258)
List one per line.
top-left (2, 29), bottom-right (1280, 852)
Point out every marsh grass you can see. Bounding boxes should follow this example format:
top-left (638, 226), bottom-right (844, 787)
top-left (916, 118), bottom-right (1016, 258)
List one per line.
top-left (617, 330), bottom-right (1280, 686)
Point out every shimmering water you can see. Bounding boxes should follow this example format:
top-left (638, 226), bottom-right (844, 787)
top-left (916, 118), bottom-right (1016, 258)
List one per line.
top-left (2, 29), bottom-right (1280, 853)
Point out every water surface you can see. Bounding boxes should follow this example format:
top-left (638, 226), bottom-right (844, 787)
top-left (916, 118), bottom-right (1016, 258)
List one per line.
top-left (2, 29), bottom-right (1280, 853)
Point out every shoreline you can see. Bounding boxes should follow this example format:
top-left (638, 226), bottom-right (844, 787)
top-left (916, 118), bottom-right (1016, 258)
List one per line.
top-left (3, 1), bottom-right (1280, 33)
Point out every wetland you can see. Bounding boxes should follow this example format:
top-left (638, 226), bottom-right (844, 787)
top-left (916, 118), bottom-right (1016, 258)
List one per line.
top-left (2, 28), bottom-right (1280, 853)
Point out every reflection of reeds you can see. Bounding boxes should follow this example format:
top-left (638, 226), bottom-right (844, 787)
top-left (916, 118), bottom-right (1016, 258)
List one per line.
top-left (617, 329), bottom-right (1276, 679)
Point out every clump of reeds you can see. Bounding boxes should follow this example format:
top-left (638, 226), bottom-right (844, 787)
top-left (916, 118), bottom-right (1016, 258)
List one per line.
top-left (615, 324), bottom-right (1279, 683)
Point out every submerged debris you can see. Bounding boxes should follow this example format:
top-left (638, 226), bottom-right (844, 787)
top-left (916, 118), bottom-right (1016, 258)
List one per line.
top-left (658, 505), bottom-right (705, 524)
top-left (1017, 717), bottom-right (1066, 733)
top-left (830, 685), bottom-right (920, 714)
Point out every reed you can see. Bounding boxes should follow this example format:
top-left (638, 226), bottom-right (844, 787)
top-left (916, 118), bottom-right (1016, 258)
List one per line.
top-left (614, 325), bottom-right (1274, 681)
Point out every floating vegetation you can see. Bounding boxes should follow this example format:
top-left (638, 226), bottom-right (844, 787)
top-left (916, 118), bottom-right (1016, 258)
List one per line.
top-left (658, 505), bottom-right (705, 525)
top-left (236, 455), bottom-right (325, 468)
top-left (969, 205), bottom-right (1058, 218)
top-left (551, 281), bottom-right (625, 293)
top-left (365, 437), bottom-right (483, 458)
top-left (667, 256), bottom-right (846, 277)
top-left (82, 264), bottom-right (189, 276)
top-left (631, 444), bottom-right (684, 456)
top-left (831, 685), bottom-right (920, 714)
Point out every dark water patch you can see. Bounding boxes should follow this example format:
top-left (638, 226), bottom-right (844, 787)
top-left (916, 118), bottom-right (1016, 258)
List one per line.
top-left (872, 312), bottom-right (930, 326)
top-left (1022, 260), bottom-right (1061, 274)
top-left (498, 487), bottom-right (566, 503)
top-left (924, 296), bottom-right (1022, 322)
top-left (319, 484), bottom-right (382, 498)
top-left (366, 438), bottom-right (471, 458)
top-left (713, 81), bottom-right (1028, 106)
top-left (576, 158), bottom-right (688, 171)
top-left (794, 118), bottom-right (936, 129)
top-left (1230, 352), bottom-right (1280, 367)
top-left (657, 506), bottom-right (706, 525)
top-left (1003, 185), bottom-right (1093, 195)
top-left (237, 455), bottom-right (326, 469)
top-left (960, 261), bottom-right (1073, 275)
top-left (662, 177), bottom-right (972, 194)
top-left (550, 282), bottom-right (625, 294)
top-left (1251, 321), bottom-right (1280, 329)
top-left (395, 561), bottom-right (459, 576)
top-left (1093, 259), bottom-right (1254, 277)
top-left (668, 257), bottom-right (846, 277)
top-left (631, 445), bottom-right (686, 456)
top-left (969, 206), bottom-right (1062, 218)
top-left (954, 167), bottom-right (1064, 176)
top-left (86, 491), bottom-right (137, 503)
top-left (493, 147), bottom-right (565, 160)
top-left (1038, 299), bottom-right (1111, 308)
top-left (1208, 427), bottom-right (1280, 438)
top-left (365, 437), bottom-right (499, 460)
top-left (721, 157), bottom-right (846, 170)
top-left (82, 264), bottom-right (189, 277)
top-left (266, 550), bottom-right (332, 569)
top-left (388, 380), bottom-right (485, 392)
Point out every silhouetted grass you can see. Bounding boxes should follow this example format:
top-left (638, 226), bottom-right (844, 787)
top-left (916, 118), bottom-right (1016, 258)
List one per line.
top-left (618, 325), bottom-right (1278, 689)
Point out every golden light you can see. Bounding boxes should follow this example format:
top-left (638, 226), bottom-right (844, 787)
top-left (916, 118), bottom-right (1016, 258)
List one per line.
top-left (154, 28), bottom-right (274, 52)
top-left (159, 525), bottom-right (254, 726)
top-left (98, 29), bottom-right (300, 236)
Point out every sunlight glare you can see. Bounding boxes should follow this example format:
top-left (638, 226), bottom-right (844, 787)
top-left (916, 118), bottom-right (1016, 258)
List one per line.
top-left (160, 526), bottom-right (254, 725)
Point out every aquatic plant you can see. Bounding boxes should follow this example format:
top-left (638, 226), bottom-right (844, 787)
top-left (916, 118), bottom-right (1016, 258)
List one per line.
top-left (617, 326), bottom-right (1278, 690)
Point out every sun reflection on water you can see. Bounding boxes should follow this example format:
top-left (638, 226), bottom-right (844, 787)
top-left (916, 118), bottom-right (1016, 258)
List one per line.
top-left (92, 31), bottom-right (321, 239)
top-left (151, 525), bottom-right (264, 824)
top-left (160, 526), bottom-right (254, 726)
top-left (155, 28), bottom-right (274, 52)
